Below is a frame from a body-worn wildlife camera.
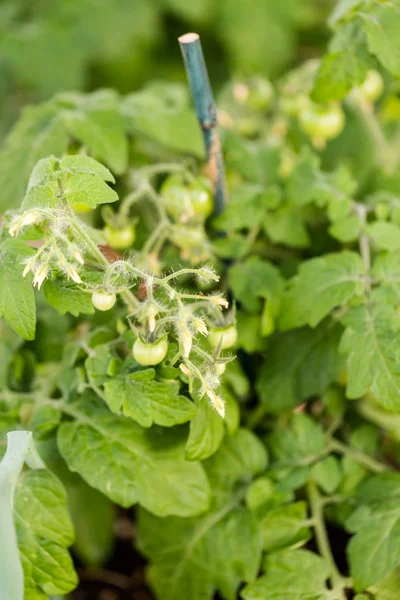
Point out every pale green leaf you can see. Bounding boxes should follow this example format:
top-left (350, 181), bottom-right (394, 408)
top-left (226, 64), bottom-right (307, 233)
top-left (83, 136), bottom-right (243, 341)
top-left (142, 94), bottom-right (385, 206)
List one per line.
top-left (0, 238), bottom-right (36, 340)
top-left (61, 172), bottom-right (118, 208)
top-left (260, 501), bottom-right (311, 552)
top-left (362, 2), bottom-right (400, 77)
top-left (0, 102), bottom-right (69, 211)
top-left (256, 321), bottom-right (345, 413)
top-left (371, 567), bottom-right (400, 599)
top-left (60, 155), bottom-right (115, 182)
top-left (367, 222), bottom-right (400, 251)
top-left (44, 279), bottom-right (95, 317)
top-left (340, 302), bottom-right (400, 410)
top-left (263, 205), bottom-right (310, 248)
top-left (373, 251), bottom-right (400, 302)
top-left (62, 107), bottom-right (128, 174)
top-left (242, 549), bottom-right (330, 600)
top-left (229, 257), bottom-right (284, 313)
top-left (311, 456), bottom-right (342, 494)
top-left (280, 251), bottom-right (365, 329)
top-left (185, 395), bottom-right (225, 461)
top-left (268, 414), bottom-right (325, 468)
top-left (104, 369), bottom-right (196, 428)
top-left (57, 395), bottom-right (210, 516)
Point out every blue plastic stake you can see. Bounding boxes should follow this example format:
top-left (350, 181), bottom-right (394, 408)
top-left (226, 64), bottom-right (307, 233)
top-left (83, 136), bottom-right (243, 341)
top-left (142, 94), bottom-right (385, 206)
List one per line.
top-left (179, 32), bottom-right (227, 215)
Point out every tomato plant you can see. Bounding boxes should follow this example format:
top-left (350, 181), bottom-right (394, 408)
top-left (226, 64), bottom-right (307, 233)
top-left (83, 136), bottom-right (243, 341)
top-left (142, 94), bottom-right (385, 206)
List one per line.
top-left (3, 2), bottom-right (400, 600)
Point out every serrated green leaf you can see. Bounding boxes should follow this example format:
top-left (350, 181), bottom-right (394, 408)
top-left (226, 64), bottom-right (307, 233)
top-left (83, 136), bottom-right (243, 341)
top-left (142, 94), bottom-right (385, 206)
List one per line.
top-left (362, 2), bottom-right (400, 77)
top-left (347, 495), bottom-right (400, 589)
top-left (104, 369), bottom-right (196, 428)
top-left (138, 430), bottom-right (266, 600)
top-left (263, 204), bottom-right (310, 248)
top-left (329, 215), bottom-right (361, 242)
top-left (15, 470), bottom-right (77, 597)
top-left (370, 567), bottom-right (400, 599)
top-left (57, 394), bottom-right (210, 516)
top-left (60, 155), bottom-right (115, 182)
top-left (311, 456), bottom-right (342, 494)
top-left (0, 238), bottom-right (36, 340)
top-left (61, 172), bottom-right (118, 208)
top-left (256, 321), bottom-right (344, 413)
top-left (340, 302), bottom-right (400, 411)
top-left (280, 252), bottom-right (365, 329)
top-left (312, 20), bottom-right (372, 102)
top-left (0, 102), bottom-right (69, 212)
top-left (242, 549), bottom-right (330, 600)
top-left (367, 222), bottom-right (400, 251)
top-left (27, 156), bottom-right (59, 189)
top-left (62, 106), bottom-right (128, 174)
top-left (260, 501), bottom-right (311, 552)
top-left (185, 395), bottom-right (225, 461)
top-left (373, 251), bottom-right (400, 303)
top-left (213, 184), bottom-right (281, 232)
top-left (229, 257), bottom-right (284, 313)
top-left (44, 279), bottom-right (95, 317)
top-left (268, 414), bottom-right (325, 468)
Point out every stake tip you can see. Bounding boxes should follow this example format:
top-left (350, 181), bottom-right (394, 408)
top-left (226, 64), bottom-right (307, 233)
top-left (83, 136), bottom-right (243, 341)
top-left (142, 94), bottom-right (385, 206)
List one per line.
top-left (178, 32), bottom-right (199, 44)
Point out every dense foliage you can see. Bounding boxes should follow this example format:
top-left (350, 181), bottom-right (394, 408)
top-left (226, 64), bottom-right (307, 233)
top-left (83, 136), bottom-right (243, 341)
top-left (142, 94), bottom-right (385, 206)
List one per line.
top-left (3, 1), bottom-right (400, 599)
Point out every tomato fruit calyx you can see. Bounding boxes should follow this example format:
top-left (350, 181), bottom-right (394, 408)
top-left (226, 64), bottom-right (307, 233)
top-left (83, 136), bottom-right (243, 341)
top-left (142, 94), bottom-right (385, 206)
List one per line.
top-left (92, 291), bottom-right (117, 311)
top-left (133, 335), bottom-right (168, 366)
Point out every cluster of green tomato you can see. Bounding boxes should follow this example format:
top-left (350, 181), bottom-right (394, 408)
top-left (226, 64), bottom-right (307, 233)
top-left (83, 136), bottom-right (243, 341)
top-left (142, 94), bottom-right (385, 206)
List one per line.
top-left (219, 68), bottom-right (384, 148)
top-left (91, 288), bottom-right (237, 367)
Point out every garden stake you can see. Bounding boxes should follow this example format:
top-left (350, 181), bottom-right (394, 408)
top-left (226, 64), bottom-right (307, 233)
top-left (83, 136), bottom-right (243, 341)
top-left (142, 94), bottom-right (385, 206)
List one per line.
top-left (178, 32), bottom-right (227, 215)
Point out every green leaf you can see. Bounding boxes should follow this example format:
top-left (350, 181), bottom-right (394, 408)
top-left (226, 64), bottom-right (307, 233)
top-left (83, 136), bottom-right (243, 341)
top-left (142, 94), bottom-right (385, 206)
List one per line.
top-left (60, 155), bottom-right (115, 182)
top-left (311, 456), bottom-right (342, 494)
top-left (65, 476), bottom-right (115, 568)
top-left (61, 172), bottom-right (118, 208)
top-left (260, 501), bottom-right (311, 552)
top-left (44, 279), bottom-right (95, 317)
top-left (138, 430), bottom-right (266, 600)
top-left (213, 184), bottom-right (281, 232)
top-left (27, 156), bottom-right (59, 189)
top-left (312, 20), bottom-right (372, 102)
top-left (280, 251), bottom-right (365, 329)
top-left (15, 470), bottom-right (78, 597)
top-left (63, 104), bottom-right (128, 174)
top-left (373, 251), bottom-right (400, 302)
top-left (367, 222), bottom-right (400, 251)
top-left (0, 238), bottom-right (36, 340)
top-left (371, 567), bottom-right (400, 599)
top-left (268, 414), bottom-right (325, 468)
top-left (256, 321), bottom-right (345, 413)
top-left (242, 549), bottom-right (330, 600)
top-left (0, 101), bottom-right (69, 211)
top-left (329, 215), bottom-right (361, 242)
top-left (340, 302), bottom-right (400, 410)
top-left (229, 257), bottom-right (284, 313)
top-left (104, 369), bottom-right (196, 428)
top-left (347, 474), bottom-right (400, 590)
top-left (185, 395), bottom-right (225, 461)
top-left (57, 394), bottom-right (210, 516)
top-left (263, 204), bottom-right (310, 248)
top-left (123, 84), bottom-right (204, 158)
top-left (361, 2), bottom-right (400, 78)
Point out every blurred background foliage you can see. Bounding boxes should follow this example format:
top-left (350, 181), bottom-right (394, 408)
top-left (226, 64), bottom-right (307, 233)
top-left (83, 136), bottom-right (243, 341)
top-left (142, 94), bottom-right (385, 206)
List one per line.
top-left (0, 0), bottom-right (335, 139)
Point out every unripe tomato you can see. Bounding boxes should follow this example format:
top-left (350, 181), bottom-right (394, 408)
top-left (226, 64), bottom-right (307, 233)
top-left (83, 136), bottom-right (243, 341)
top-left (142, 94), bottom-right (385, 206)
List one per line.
top-left (246, 77), bottom-right (274, 111)
top-left (358, 70), bottom-right (384, 103)
top-left (280, 94), bottom-right (309, 117)
top-left (160, 174), bottom-right (192, 221)
top-left (208, 324), bottom-right (238, 350)
top-left (92, 291), bottom-right (117, 311)
top-left (299, 103), bottom-right (345, 141)
top-left (189, 177), bottom-right (213, 219)
top-left (104, 225), bottom-right (135, 250)
top-left (170, 226), bottom-right (206, 249)
top-left (133, 336), bottom-right (168, 366)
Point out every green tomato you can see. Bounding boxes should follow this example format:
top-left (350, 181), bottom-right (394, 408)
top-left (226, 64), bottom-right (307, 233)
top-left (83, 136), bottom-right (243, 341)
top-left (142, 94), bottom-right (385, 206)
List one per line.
top-left (280, 94), bottom-right (309, 117)
top-left (133, 336), bottom-right (168, 366)
top-left (92, 291), bottom-right (117, 311)
top-left (209, 324), bottom-right (238, 350)
top-left (299, 103), bottom-right (345, 141)
top-left (104, 225), bottom-right (135, 250)
top-left (160, 174), bottom-right (192, 221)
top-left (189, 178), bottom-right (213, 219)
top-left (246, 77), bottom-right (274, 111)
top-left (170, 226), bottom-right (206, 249)
top-left (358, 70), bottom-right (384, 103)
